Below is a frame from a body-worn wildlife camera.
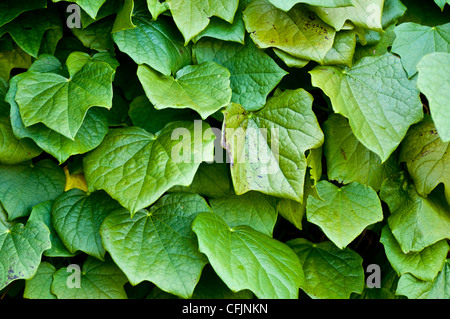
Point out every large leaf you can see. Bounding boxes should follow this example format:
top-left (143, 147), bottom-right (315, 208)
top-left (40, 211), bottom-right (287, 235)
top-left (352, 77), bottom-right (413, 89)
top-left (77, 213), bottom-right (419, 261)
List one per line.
top-left (194, 37), bottom-right (288, 111)
top-left (0, 40), bottom-right (31, 81)
top-left (100, 193), bottom-right (211, 298)
top-left (0, 215), bottom-right (51, 290)
top-left (306, 180), bottom-right (383, 249)
top-left (209, 192), bottom-right (278, 236)
top-left (381, 224), bottom-right (449, 281)
top-left (416, 52), bottom-right (450, 142)
top-left (380, 173), bottom-right (450, 253)
top-left (310, 53), bottom-right (423, 162)
top-left (323, 114), bottom-right (398, 191)
top-left (137, 62), bottom-right (232, 120)
top-left (192, 212), bottom-right (305, 299)
top-left (52, 189), bottom-right (121, 260)
top-left (0, 160), bottom-right (65, 220)
top-left (243, 0), bottom-right (336, 63)
top-left (0, 0), bottom-right (47, 28)
top-left (166, 0), bottom-right (239, 44)
top-left (396, 260), bottom-right (450, 299)
top-left (309, 0), bottom-right (384, 31)
top-left (222, 89), bottom-right (323, 203)
top-left (113, 15), bottom-right (191, 76)
top-left (51, 257), bottom-right (128, 299)
top-left (268, 0), bottom-right (354, 11)
top-left (0, 8), bottom-right (62, 58)
top-left (287, 238), bottom-right (365, 299)
top-left (84, 122), bottom-right (215, 215)
top-left (399, 116), bottom-right (450, 200)
top-left (14, 52), bottom-right (115, 139)
top-left (391, 22), bottom-right (450, 78)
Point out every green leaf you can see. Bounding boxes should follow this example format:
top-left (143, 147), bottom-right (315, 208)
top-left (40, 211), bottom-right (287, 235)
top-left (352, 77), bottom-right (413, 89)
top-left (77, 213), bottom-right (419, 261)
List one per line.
top-left (194, 36), bottom-right (288, 111)
top-left (52, 189), bottom-right (121, 260)
top-left (416, 52), bottom-right (450, 142)
top-left (27, 201), bottom-right (74, 258)
top-left (23, 262), bottom-right (57, 299)
top-left (192, 212), bottom-right (305, 299)
top-left (128, 95), bottom-right (194, 134)
top-left (0, 160), bottom-right (65, 220)
top-left (0, 0), bottom-right (47, 28)
top-left (243, 0), bottom-right (336, 63)
top-left (84, 122), bottom-right (215, 215)
top-left (72, 15), bottom-right (115, 51)
top-left (0, 216), bottom-right (51, 290)
top-left (147, 0), bottom-right (169, 20)
top-left (166, 0), bottom-right (239, 44)
top-left (306, 180), bottom-right (383, 249)
top-left (268, 0), bottom-right (354, 11)
top-left (287, 238), bottom-right (365, 299)
top-left (391, 22), bottom-right (450, 78)
top-left (322, 30), bottom-right (357, 67)
top-left (381, 224), bottom-right (449, 281)
top-left (51, 257), bottom-right (128, 299)
top-left (7, 72), bottom-right (109, 164)
top-left (434, 0), bottom-right (450, 10)
top-left (0, 8), bottom-right (62, 58)
top-left (0, 39), bottom-right (31, 81)
top-left (14, 52), bottom-right (115, 139)
top-left (396, 260), bottom-right (450, 299)
top-left (324, 114), bottom-right (398, 191)
top-left (137, 62), bottom-right (232, 119)
top-left (310, 53), bottom-right (423, 162)
top-left (210, 192), bottom-right (278, 236)
top-left (222, 89), bottom-right (323, 203)
top-left (399, 116), bottom-right (450, 200)
top-left (101, 193), bottom-right (211, 298)
top-left (113, 14), bottom-right (191, 76)
top-left (112, 0), bottom-right (135, 32)
top-left (52, 0), bottom-right (107, 19)
top-left (309, 0), bottom-right (384, 31)
top-left (380, 173), bottom-right (450, 253)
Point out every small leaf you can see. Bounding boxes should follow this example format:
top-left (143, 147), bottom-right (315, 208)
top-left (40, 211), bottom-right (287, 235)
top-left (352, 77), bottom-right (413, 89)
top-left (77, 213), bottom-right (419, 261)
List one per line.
top-left (24, 262), bottom-right (57, 299)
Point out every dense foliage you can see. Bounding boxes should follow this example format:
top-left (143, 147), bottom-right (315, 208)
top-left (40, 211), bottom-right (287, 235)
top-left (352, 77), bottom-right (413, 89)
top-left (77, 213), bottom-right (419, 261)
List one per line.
top-left (0, 0), bottom-right (449, 300)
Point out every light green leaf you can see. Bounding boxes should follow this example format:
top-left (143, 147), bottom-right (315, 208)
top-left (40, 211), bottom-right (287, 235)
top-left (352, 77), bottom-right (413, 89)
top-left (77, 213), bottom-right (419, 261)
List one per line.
top-left (243, 0), bottom-right (336, 63)
top-left (268, 0), bottom-right (354, 11)
top-left (27, 201), bottom-right (74, 258)
top-left (222, 89), bottom-right (323, 203)
top-left (166, 0), bottom-right (239, 44)
top-left (210, 192), bottom-right (278, 236)
top-left (112, 0), bottom-right (135, 32)
top-left (24, 262), bottom-right (57, 299)
top-left (322, 30), bottom-right (357, 67)
top-left (0, 0), bottom-right (47, 28)
top-left (51, 257), bottom-right (128, 299)
top-left (0, 8), bottom-right (62, 58)
top-left (15, 52), bottom-right (115, 139)
top-left (380, 173), bottom-right (450, 253)
top-left (101, 193), bottom-right (211, 298)
top-left (147, 0), bottom-right (169, 19)
top-left (192, 212), bottom-right (305, 299)
top-left (287, 238), bottom-right (365, 299)
top-left (7, 72), bottom-right (109, 164)
top-left (310, 53), bottom-right (423, 162)
top-left (399, 116), bottom-right (450, 200)
top-left (416, 52), bottom-right (450, 142)
top-left (194, 37), bottom-right (288, 111)
top-left (137, 62), bottom-right (232, 120)
top-left (381, 224), bottom-right (449, 281)
top-left (396, 260), bottom-right (450, 299)
top-left (434, 0), bottom-right (450, 10)
top-left (84, 122), bottom-right (215, 215)
top-left (52, 0), bottom-right (107, 19)
top-left (0, 160), bottom-right (65, 220)
top-left (52, 189), bottom-right (121, 260)
top-left (113, 14), bottom-right (191, 76)
top-left (391, 22), bottom-right (450, 78)
top-left (324, 114), bottom-right (398, 191)
top-left (273, 49), bottom-right (310, 69)
top-left (306, 180), bottom-right (383, 249)
top-left (0, 217), bottom-right (51, 291)
top-left (309, 0), bottom-right (384, 31)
